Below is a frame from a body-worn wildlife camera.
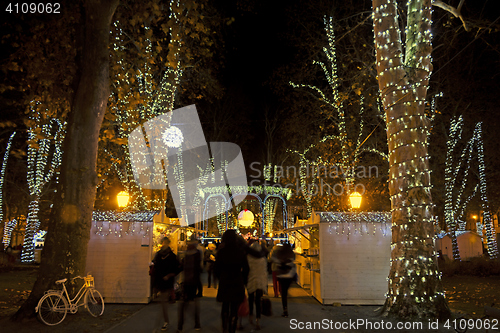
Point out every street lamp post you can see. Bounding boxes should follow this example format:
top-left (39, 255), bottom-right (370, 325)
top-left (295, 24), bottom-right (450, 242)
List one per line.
top-left (349, 192), bottom-right (362, 210)
top-left (117, 191), bottom-right (130, 209)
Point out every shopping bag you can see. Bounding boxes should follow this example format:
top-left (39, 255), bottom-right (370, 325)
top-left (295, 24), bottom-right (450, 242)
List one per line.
top-left (238, 294), bottom-right (249, 317)
top-left (261, 296), bottom-right (272, 316)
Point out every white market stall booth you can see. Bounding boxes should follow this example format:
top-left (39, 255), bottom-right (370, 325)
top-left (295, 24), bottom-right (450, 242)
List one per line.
top-left (435, 230), bottom-right (483, 260)
top-left (287, 211), bottom-right (392, 305)
top-left (85, 210), bottom-right (187, 303)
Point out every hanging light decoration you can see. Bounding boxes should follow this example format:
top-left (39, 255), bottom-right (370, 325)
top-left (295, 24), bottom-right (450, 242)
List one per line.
top-left (238, 209), bottom-right (254, 228)
top-left (117, 191), bottom-right (130, 208)
top-left (349, 192), bottom-right (362, 209)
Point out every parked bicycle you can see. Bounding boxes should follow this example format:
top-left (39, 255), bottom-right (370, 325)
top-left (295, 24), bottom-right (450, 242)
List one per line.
top-left (35, 273), bottom-right (104, 325)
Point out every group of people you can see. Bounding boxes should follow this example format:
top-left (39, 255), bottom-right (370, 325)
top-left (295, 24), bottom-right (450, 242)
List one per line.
top-left (151, 230), bottom-right (296, 333)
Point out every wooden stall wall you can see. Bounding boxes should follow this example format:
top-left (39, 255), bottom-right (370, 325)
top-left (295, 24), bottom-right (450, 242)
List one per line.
top-left (319, 221), bottom-right (391, 305)
top-left (86, 221), bottom-right (153, 303)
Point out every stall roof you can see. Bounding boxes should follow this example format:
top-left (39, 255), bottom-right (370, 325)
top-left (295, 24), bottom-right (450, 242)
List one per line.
top-left (317, 212), bottom-right (391, 223)
top-left (282, 223), bottom-right (319, 233)
top-left (281, 224), bottom-right (319, 242)
top-left (92, 210), bottom-right (157, 222)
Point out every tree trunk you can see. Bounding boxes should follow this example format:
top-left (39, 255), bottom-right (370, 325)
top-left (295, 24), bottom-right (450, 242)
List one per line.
top-left (20, 196), bottom-right (40, 263)
top-left (373, 0), bottom-right (450, 319)
top-left (12, 0), bottom-right (119, 320)
top-left (0, 132), bottom-right (16, 247)
top-left (444, 115), bottom-right (463, 260)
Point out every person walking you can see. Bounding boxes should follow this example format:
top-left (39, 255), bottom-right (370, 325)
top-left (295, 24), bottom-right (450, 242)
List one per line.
top-left (196, 239), bottom-right (204, 297)
top-left (214, 230), bottom-right (249, 333)
top-left (271, 242), bottom-right (295, 318)
top-left (177, 237), bottom-right (202, 332)
top-left (153, 237), bottom-right (180, 331)
top-left (246, 240), bottom-right (268, 330)
top-left (204, 243), bottom-right (217, 288)
top-left (269, 241), bottom-right (281, 297)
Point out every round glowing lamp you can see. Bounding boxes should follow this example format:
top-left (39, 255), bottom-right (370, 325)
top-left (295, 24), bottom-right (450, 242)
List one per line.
top-left (238, 209), bottom-right (254, 227)
top-left (117, 191), bottom-right (130, 208)
top-left (162, 126), bottom-right (184, 148)
top-left (349, 192), bottom-right (362, 209)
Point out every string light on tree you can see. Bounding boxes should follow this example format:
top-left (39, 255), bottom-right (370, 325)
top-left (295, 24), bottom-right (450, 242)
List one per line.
top-left (289, 16), bottom-right (387, 216)
top-left (372, 0), bottom-right (449, 317)
top-left (0, 132), bottom-right (16, 249)
top-left (2, 219), bottom-right (17, 249)
top-left (21, 105), bottom-right (66, 263)
top-left (106, 0), bottom-right (185, 210)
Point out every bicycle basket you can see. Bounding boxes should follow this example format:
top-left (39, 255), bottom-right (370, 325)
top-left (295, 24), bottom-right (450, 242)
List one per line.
top-left (84, 275), bottom-right (95, 288)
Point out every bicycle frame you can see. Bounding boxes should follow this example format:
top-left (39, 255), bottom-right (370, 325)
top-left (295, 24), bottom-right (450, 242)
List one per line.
top-left (59, 276), bottom-right (92, 313)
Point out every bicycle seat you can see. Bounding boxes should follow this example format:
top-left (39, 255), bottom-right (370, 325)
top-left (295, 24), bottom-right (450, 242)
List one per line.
top-left (55, 278), bottom-right (67, 284)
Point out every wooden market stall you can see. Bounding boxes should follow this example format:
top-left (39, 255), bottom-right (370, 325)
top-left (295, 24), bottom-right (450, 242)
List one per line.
top-left (435, 230), bottom-right (483, 260)
top-left (286, 211), bottom-right (392, 305)
top-left (85, 210), bottom-right (188, 303)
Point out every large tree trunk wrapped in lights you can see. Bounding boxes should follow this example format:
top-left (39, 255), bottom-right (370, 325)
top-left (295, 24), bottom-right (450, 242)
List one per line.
top-left (13, 0), bottom-right (119, 320)
top-left (372, 0), bottom-right (450, 318)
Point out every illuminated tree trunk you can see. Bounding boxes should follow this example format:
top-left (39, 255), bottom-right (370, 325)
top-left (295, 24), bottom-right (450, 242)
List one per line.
top-left (13, 0), bottom-right (119, 320)
top-left (444, 116), bottom-right (463, 261)
top-left (0, 132), bottom-right (15, 249)
top-left (373, 0), bottom-right (450, 318)
top-left (476, 123), bottom-right (498, 259)
top-left (20, 196), bottom-right (41, 262)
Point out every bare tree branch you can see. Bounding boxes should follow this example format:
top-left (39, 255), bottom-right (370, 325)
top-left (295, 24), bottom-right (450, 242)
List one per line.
top-left (432, 0), bottom-right (469, 31)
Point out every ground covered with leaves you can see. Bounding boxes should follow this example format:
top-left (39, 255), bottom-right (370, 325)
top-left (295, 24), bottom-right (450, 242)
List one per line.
top-left (441, 275), bottom-right (500, 317)
top-left (0, 265), bottom-right (145, 332)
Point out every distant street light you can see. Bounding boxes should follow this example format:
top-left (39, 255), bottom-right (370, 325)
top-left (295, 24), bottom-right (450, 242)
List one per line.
top-left (349, 192), bottom-right (362, 209)
top-left (117, 191), bottom-right (129, 208)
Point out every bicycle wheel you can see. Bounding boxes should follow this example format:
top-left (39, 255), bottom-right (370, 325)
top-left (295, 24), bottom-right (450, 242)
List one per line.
top-left (84, 288), bottom-right (104, 317)
top-left (37, 293), bottom-right (68, 326)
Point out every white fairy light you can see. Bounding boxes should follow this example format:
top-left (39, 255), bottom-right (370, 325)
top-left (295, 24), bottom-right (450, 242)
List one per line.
top-left (0, 131), bottom-right (16, 249)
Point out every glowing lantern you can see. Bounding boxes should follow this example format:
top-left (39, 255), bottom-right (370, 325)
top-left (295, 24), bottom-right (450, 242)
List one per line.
top-left (238, 209), bottom-right (254, 227)
top-left (349, 192), bottom-right (362, 209)
top-left (117, 191), bottom-right (129, 208)
top-left (162, 126), bottom-right (183, 148)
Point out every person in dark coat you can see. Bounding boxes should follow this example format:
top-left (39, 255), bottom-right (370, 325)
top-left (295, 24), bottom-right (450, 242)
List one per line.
top-left (270, 242), bottom-right (295, 318)
top-left (215, 230), bottom-right (249, 333)
top-left (153, 237), bottom-right (180, 331)
top-left (204, 242), bottom-right (217, 288)
top-left (245, 240), bottom-right (269, 330)
top-left (177, 237), bottom-right (202, 331)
